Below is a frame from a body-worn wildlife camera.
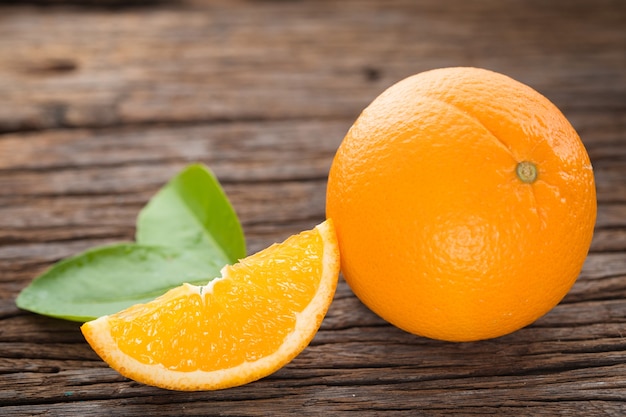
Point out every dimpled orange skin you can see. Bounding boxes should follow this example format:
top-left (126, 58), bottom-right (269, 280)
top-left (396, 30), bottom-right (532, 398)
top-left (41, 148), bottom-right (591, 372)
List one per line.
top-left (326, 67), bottom-right (596, 342)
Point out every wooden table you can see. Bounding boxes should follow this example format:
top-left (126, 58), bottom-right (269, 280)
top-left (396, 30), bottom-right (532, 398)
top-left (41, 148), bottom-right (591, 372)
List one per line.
top-left (1, 1), bottom-right (625, 415)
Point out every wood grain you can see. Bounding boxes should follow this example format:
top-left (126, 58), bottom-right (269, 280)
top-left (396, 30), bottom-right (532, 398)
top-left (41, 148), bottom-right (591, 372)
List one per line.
top-left (0, 0), bottom-right (624, 132)
top-left (1, 0), bottom-right (625, 415)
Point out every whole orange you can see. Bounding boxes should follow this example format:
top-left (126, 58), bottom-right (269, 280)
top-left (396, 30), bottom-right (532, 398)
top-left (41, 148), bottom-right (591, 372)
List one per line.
top-left (326, 67), bottom-right (596, 342)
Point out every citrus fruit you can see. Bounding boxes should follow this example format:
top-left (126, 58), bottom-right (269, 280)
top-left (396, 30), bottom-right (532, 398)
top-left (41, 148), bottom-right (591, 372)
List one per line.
top-left (81, 220), bottom-right (339, 390)
top-left (326, 67), bottom-right (596, 342)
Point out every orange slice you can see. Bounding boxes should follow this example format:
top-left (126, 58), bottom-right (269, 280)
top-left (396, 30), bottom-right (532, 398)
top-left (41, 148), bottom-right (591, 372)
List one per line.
top-left (81, 220), bottom-right (339, 391)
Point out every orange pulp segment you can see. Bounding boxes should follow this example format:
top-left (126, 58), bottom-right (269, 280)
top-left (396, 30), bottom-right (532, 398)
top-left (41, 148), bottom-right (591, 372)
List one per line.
top-left (81, 219), bottom-right (339, 391)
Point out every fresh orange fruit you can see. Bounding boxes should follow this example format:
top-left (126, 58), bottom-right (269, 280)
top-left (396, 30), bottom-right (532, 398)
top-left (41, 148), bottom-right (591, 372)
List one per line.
top-left (81, 220), bottom-right (339, 390)
top-left (326, 67), bottom-right (596, 342)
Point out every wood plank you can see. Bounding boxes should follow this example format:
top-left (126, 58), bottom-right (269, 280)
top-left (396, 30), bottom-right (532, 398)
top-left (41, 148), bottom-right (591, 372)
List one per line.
top-left (0, 120), bottom-right (347, 176)
top-left (1, 399), bottom-right (625, 417)
top-left (0, 0), bottom-right (624, 132)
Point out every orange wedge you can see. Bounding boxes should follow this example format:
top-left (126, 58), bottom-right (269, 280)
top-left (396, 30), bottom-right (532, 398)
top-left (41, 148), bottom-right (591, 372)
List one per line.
top-left (81, 220), bottom-right (339, 391)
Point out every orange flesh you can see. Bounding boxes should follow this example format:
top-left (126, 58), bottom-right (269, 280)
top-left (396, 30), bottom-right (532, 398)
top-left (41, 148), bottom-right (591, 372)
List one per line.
top-left (108, 229), bottom-right (322, 372)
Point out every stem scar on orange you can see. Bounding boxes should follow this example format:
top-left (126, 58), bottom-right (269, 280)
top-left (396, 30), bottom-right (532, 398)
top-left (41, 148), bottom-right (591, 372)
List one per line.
top-left (326, 67), bottom-right (596, 342)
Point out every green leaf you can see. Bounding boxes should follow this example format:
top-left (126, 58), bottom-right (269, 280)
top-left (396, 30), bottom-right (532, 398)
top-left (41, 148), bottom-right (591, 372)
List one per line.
top-left (16, 164), bottom-right (245, 322)
top-left (137, 163), bottom-right (246, 264)
top-left (16, 243), bottom-right (221, 322)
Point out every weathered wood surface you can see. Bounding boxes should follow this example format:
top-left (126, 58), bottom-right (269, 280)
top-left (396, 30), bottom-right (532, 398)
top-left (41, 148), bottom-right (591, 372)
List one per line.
top-left (1, 0), bottom-right (625, 415)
